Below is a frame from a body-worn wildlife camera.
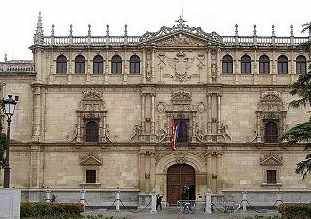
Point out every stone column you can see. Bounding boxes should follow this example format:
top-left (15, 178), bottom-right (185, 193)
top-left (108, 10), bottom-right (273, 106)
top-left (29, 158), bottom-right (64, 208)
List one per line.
top-left (151, 94), bottom-right (155, 135)
top-left (123, 51), bottom-right (128, 82)
top-left (206, 49), bottom-right (211, 83)
top-left (217, 94), bottom-right (221, 131)
top-left (30, 145), bottom-right (40, 187)
top-left (138, 151), bottom-right (146, 191)
top-left (32, 86), bottom-right (41, 142)
top-left (40, 87), bottom-right (47, 141)
top-left (206, 93), bottom-right (212, 134)
top-left (104, 50), bottom-right (109, 83)
top-left (141, 49), bottom-right (146, 83)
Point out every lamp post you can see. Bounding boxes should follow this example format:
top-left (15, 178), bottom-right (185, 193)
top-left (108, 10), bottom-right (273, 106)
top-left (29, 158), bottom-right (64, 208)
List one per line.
top-left (2, 95), bottom-right (18, 188)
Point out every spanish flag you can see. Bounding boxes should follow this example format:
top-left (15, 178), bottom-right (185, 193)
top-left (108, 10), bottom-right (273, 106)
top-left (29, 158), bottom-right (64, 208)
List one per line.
top-left (170, 119), bottom-right (181, 151)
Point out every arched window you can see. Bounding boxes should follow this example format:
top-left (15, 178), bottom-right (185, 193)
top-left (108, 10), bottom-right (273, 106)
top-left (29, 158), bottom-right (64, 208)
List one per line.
top-left (222, 55), bottom-right (233, 74)
top-left (296, 55), bottom-right (307, 74)
top-left (111, 55), bottom-right (122, 74)
top-left (241, 55), bottom-right (251, 74)
top-left (130, 55), bottom-right (140, 74)
top-left (277, 55), bottom-right (288, 74)
top-left (93, 55), bottom-right (104, 74)
top-left (259, 55), bottom-right (270, 74)
top-left (75, 55), bottom-right (85, 74)
top-left (85, 120), bottom-right (99, 143)
top-left (56, 55), bottom-right (67, 74)
top-left (264, 121), bottom-right (278, 143)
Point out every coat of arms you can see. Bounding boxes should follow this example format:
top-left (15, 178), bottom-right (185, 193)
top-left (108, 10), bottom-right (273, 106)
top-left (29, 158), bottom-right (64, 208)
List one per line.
top-left (169, 51), bottom-right (195, 82)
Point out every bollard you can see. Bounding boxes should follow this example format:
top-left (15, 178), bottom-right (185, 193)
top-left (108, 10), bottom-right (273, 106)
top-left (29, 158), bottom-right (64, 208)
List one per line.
top-left (205, 192), bottom-right (212, 214)
top-left (80, 189), bottom-right (86, 207)
top-left (242, 192), bottom-right (247, 212)
top-left (150, 192), bottom-right (157, 214)
top-left (115, 189), bottom-right (120, 212)
top-left (45, 189), bottom-right (51, 203)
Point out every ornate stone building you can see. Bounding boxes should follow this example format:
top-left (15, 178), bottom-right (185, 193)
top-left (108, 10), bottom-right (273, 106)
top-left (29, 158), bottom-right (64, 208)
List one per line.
top-left (0, 13), bottom-right (311, 206)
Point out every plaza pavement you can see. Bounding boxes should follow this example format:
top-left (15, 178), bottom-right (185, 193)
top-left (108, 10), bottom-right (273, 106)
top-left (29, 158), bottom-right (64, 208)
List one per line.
top-left (83, 207), bottom-right (280, 219)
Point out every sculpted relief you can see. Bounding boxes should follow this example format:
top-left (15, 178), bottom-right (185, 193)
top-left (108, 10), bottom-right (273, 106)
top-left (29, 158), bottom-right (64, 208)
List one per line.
top-left (156, 51), bottom-right (206, 82)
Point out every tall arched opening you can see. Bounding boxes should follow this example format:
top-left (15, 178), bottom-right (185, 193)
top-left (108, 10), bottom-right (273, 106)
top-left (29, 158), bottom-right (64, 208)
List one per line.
top-left (167, 164), bottom-right (195, 205)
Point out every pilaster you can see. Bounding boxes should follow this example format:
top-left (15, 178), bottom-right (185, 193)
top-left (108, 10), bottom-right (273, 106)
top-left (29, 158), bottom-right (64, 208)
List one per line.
top-left (32, 86), bottom-right (42, 142)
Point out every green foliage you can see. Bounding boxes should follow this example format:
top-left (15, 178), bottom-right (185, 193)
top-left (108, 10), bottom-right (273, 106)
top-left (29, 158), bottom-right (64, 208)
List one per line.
top-left (281, 119), bottom-right (311, 145)
top-left (288, 73), bottom-right (311, 108)
top-left (278, 203), bottom-right (311, 219)
top-left (296, 153), bottom-right (311, 179)
top-left (20, 202), bottom-right (83, 217)
top-left (0, 133), bottom-right (7, 168)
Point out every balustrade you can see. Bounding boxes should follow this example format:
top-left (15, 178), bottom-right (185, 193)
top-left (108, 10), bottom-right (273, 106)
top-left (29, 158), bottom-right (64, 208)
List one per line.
top-left (41, 35), bottom-right (309, 47)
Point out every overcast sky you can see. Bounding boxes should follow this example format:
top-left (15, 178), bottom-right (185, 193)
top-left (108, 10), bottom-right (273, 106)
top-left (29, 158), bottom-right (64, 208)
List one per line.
top-left (1, 0), bottom-right (310, 60)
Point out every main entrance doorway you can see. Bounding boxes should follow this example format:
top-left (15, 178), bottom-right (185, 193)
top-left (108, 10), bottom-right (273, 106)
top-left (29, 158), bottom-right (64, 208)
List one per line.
top-left (167, 164), bottom-right (195, 205)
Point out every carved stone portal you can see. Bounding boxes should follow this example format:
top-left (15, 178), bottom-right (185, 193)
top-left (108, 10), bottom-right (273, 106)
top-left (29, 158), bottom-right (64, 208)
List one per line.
top-left (71, 89), bottom-right (112, 143)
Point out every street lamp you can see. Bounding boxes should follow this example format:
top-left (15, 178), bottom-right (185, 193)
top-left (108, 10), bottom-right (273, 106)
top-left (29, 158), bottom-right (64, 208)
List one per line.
top-left (2, 95), bottom-right (18, 188)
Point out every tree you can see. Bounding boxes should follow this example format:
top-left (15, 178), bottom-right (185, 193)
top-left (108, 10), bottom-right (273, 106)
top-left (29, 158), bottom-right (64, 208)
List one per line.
top-left (281, 24), bottom-right (311, 178)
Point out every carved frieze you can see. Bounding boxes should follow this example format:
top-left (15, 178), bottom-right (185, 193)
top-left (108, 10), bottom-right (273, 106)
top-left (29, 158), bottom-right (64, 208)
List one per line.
top-left (154, 34), bottom-right (206, 47)
top-left (171, 90), bottom-right (192, 105)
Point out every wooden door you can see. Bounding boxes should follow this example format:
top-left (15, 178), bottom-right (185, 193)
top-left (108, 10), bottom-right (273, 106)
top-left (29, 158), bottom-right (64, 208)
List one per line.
top-left (167, 164), bottom-right (195, 205)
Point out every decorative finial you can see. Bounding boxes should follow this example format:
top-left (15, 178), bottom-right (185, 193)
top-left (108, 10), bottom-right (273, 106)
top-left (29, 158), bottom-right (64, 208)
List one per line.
top-left (34, 11), bottom-right (44, 44)
top-left (272, 24), bottom-right (275, 37)
top-left (4, 53), bottom-right (7, 62)
top-left (106, 24), bottom-right (110, 36)
top-left (88, 24), bottom-right (91, 36)
top-left (69, 24), bottom-right (73, 37)
top-left (124, 24), bottom-right (128, 37)
top-left (235, 24), bottom-right (239, 36)
top-left (51, 24), bottom-right (55, 36)
top-left (290, 24), bottom-right (294, 37)
top-left (175, 15), bottom-right (186, 28)
top-left (253, 24), bottom-right (257, 36)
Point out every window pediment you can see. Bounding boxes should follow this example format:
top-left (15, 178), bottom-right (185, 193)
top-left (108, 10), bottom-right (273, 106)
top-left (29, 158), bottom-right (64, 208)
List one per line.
top-left (260, 153), bottom-right (283, 166)
top-left (80, 154), bottom-right (102, 166)
top-left (139, 18), bottom-right (222, 47)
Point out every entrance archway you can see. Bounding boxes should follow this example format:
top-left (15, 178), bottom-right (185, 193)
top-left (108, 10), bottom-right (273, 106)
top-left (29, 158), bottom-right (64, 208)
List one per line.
top-left (167, 164), bottom-right (195, 205)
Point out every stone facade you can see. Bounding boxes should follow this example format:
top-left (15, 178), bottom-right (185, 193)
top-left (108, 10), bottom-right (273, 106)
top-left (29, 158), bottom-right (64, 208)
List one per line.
top-left (0, 14), bottom-right (311, 206)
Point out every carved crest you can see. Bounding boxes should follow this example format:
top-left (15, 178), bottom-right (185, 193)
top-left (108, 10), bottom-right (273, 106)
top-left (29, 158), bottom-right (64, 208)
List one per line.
top-left (260, 153), bottom-right (283, 166)
top-left (82, 88), bottom-right (103, 101)
top-left (171, 90), bottom-right (192, 105)
top-left (258, 91), bottom-right (285, 112)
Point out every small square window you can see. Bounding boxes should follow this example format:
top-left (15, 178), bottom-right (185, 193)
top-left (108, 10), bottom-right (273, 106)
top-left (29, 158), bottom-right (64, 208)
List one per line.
top-left (86, 169), bottom-right (96, 183)
top-left (266, 170), bottom-right (277, 184)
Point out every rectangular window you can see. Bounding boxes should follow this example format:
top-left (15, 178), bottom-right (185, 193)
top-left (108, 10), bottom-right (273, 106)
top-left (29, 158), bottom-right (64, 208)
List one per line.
top-left (297, 62), bottom-right (306, 74)
top-left (174, 119), bottom-right (189, 143)
top-left (112, 63), bottom-right (122, 74)
top-left (93, 63), bottom-right (103, 74)
top-left (241, 63), bottom-right (251, 74)
top-left (266, 170), bottom-right (277, 184)
top-left (75, 63), bottom-right (85, 74)
top-left (86, 169), bottom-right (96, 183)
